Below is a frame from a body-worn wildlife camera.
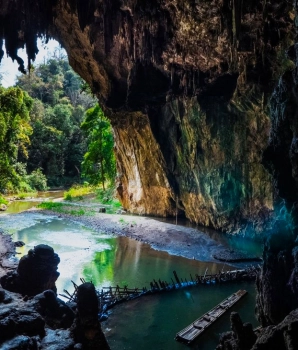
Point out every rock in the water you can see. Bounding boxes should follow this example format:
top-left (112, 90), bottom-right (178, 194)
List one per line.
top-left (14, 241), bottom-right (25, 248)
top-left (72, 282), bottom-right (110, 350)
top-left (0, 244), bottom-right (60, 296)
top-left (252, 309), bottom-right (298, 350)
top-left (216, 309), bottom-right (298, 350)
top-left (0, 204), bottom-right (7, 211)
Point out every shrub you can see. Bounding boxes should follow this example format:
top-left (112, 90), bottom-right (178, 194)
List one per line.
top-left (96, 187), bottom-right (121, 208)
top-left (18, 181), bottom-right (34, 193)
top-left (64, 184), bottom-right (93, 200)
top-left (0, 196), bottom-right (8, 205)
top-left (38, 202), bottom-right (63, 210)
top-left (27, 169), bottom-right (48, 191)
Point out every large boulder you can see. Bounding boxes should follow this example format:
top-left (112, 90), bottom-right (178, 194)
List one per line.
top-left (0, 204), bottom-right (7, 211)
top-left (0, 244), bottom-right (60, 296)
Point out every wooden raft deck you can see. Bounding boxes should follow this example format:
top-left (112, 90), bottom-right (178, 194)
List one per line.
top-left (175, 289), bottom-right (248, 344)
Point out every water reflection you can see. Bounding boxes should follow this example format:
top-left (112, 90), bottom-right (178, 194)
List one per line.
top-left (4, 214), bottom-right (258, 350)
top-left (9, 216), bottom-right (230, 293)
top-left (1, 190), bottom-right (64, 214)
top-left (105, 282), bottom-right (257, 350)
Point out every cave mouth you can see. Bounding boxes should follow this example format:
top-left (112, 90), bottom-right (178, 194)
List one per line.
top-left (0, 38), bottom-right (66, 87)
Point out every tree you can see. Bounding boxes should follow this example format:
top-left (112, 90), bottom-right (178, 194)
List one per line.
top-left (16, 57), bottom-right (90, 187)
top-left (0, 86), bottom-right (32, 191)
top-left (81, 104), bottom-right (116, 189)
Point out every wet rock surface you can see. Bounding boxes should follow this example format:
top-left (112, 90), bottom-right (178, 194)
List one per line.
top-left (0, 287), bottom-right (78, 349)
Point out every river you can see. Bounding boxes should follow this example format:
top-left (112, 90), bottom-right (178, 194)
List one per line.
top-left (0, 193), bottom-right (260, 350)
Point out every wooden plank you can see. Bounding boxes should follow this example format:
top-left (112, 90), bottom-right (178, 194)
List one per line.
top-left (175, 289), bottom-right (247, 344)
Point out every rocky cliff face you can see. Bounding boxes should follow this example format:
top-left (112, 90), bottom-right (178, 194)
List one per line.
top-left (0, 0), bottom-right (294, 232)
top-left (256, 39), bottom-right (298, 329)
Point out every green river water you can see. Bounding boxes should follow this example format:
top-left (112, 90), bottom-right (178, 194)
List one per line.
top-left (0, 195), bottom-right (261, 350)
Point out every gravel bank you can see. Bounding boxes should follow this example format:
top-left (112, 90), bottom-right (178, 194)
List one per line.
top-left (28, 208), bottom-right (248, 265)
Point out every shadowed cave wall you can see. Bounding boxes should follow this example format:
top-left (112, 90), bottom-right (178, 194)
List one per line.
top-left (1, 0), bottom-right (294, 234)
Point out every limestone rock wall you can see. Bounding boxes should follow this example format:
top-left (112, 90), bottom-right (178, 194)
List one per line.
top-left (0, 0), bottom-right (295, 232)
top-left (111, 111), bottom-right (175, 216)
top-left (152, 94), bottom-right (272, 231)
top-left (256, 42), bottom-right (298, 328)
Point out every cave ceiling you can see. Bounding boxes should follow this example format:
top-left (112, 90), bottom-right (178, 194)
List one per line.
top-left (0, 0), bottom-right (294, 108)
top-left (0, 0), bottom-right (296, 231)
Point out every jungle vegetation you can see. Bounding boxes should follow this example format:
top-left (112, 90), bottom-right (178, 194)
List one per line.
top-left (0, 55), bottom-right (116, 196)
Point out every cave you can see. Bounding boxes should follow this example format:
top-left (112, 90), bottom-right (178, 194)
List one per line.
top-left (1, 0), bottom-right (298, 349)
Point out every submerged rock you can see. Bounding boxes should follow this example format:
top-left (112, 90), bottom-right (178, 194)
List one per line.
top-left (0, 204), bottom-right (7, 211)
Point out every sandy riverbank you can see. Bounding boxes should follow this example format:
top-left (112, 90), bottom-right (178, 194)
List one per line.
top-left (26, 207), bottom-right (259, 266)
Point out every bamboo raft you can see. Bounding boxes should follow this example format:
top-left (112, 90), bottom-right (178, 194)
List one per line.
top-left (175, 289), bottom-right (248, 344)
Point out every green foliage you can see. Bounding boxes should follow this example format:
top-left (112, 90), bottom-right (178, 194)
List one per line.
top-left (63, 184), bottom-right (94, 201)
top-left (26, 169), bottom-right (48, 191)
top-left (96, 187), bottom-right (121, 208)
top-left (16, 57), bottom-right (96, 188)
top-left (17, 181), bottom-right (34, 193)
top-left (81, 104), bottom-right (116, 189)
top-left (0, 86), bottom-right (33, 192)
top-left (38, 202), bottom-right (63, 210)
top-left (0, 195), bottom-right (8, 205)
top-left (17, 191), bottom-right (37, 199)
top-left (37, 201), bottom-right (95, 216)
